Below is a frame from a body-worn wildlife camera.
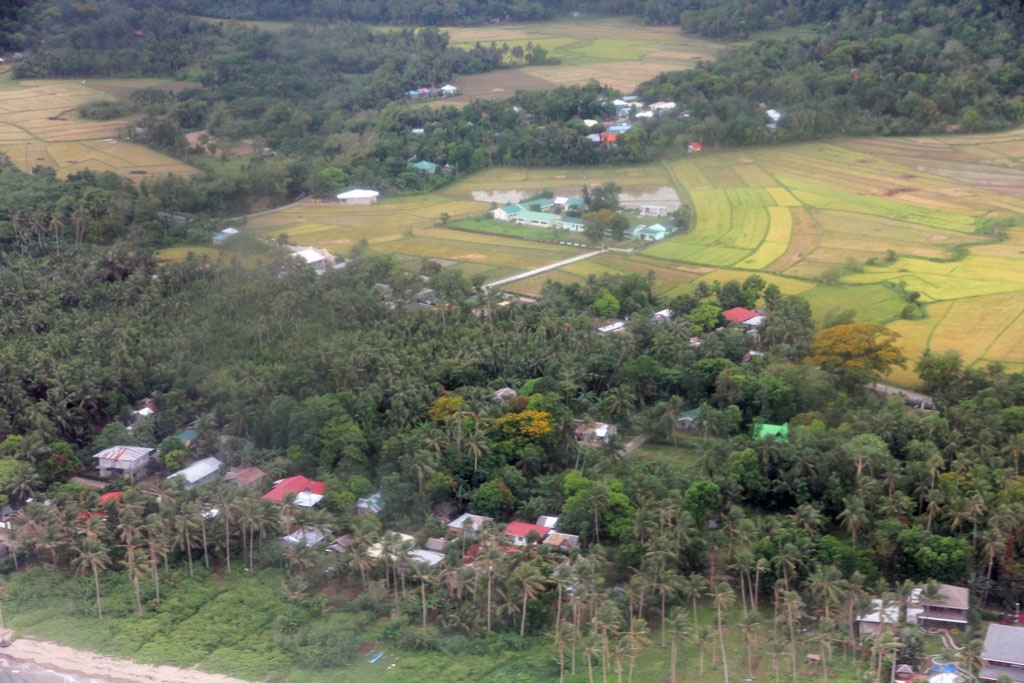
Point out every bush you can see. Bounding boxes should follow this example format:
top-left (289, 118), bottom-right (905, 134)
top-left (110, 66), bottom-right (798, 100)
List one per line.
top-left (79, 100), bottom-right (135, 120)
top-left (298, 621), bottom-right (358, 668)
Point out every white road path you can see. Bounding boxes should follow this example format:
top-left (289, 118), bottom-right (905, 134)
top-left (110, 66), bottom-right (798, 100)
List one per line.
top-left (484, 248), bottom-right (605, 290)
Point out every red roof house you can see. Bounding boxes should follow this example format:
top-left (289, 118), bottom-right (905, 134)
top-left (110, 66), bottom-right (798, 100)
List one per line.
top-left (722, 307), bottom-right (766, 326)
top-left (261, 475), bottom-right (326, 507)
top-left (688, 141), bottom-right (702, 153)
top-left (504, 521), bottom-right (551, 546)
top-left (100, 491), bottom-right (123, 504)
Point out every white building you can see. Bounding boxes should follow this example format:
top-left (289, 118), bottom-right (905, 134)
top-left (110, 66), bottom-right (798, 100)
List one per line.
top-left (167, 457), bottom-right (224, 489)
top-left (337, 189), bottom-right (379, 205)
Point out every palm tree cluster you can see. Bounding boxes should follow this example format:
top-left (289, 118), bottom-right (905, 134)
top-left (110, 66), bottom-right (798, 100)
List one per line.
top-left (10, 482), bottom-right (317, 618)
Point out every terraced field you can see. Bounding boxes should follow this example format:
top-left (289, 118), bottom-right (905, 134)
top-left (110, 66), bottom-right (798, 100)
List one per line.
top-left (0, 71), bottom-right (198, 178)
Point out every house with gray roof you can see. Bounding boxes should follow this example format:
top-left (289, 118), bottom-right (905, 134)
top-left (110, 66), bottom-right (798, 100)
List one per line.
top-left (561, 217), bottom-right (585, 232)
top-left (980, 624), bottom-right (1024, 683)
top-left (167, 457), bottom-right (224, 489)
top-left (93, 446), bottom-right (155, 479)
top-left (916, 583), bottom-right (969, 629)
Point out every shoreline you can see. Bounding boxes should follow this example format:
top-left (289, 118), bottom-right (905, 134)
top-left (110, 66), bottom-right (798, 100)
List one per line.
top-left (0, 637), bottom-right (252, 683)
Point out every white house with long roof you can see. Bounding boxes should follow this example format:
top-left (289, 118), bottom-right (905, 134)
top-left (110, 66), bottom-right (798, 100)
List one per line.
top-left (337, 189), bottom-right (379, 205)
top-left (167, 457), bottom-right (224, 489)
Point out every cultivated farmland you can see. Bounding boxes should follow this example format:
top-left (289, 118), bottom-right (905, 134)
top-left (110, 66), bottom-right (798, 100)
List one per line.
top-left (441, 19), bottom-right (731, 97)
top-left (482, 132), bottom-right (1024, 384)
top-left (0, 71), bottom-right (197, 178)
top-left (236, 125), bottom-right (1024, 384)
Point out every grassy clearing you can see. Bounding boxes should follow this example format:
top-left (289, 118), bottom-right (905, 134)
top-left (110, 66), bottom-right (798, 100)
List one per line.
top-left (799, 284), bottom-right (908, 324)
top-left (450, 216), bottom-right (562, 241)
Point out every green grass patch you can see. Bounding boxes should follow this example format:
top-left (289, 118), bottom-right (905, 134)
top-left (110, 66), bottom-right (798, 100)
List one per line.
top-left (450, 217), bottom-right (561, 241)
top-left (799, 283), bottom-right (908, 324)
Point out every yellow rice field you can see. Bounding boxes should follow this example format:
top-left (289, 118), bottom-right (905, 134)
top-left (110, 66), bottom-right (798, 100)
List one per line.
top-left (0, 73), bottom-right (196, 178)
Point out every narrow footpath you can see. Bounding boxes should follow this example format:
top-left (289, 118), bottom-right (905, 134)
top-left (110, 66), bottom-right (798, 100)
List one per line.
top-left (484, 249), bottom-right (605, 290)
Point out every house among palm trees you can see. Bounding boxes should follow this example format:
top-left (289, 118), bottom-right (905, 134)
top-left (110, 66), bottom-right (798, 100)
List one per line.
top-left (167, 457), bottom-right (224, 489)
top-left (503, 521), bottom-right (551, 546)
top-left (573, 420), bottom-right (617, 446)
top-left (261, 475), bottom-right (326, 507)
top-left (93, 445), bottom-right (155, 479)
top-left (224, 466), bottom-right (265, 489)
top-left (856, 598), bottom-right (910, 636)
top-left (980, 623), bottom-right (1024, 683)
top-left (447, 512), bottom-right (492, 538)
top-left (855, 582), bottom-right (969, 636)
top-left (542, 531), bottom-right (580, 549)
top-left (356, 492), bottom-right (382, 515)
top-left (915, 583), bottom-right (969, 629)
top-left (279, 526), bottom-right (328, 549)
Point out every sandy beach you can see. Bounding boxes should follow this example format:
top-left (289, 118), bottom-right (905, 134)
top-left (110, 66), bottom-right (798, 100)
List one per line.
top-left (0, 637), bottom-right (253, 683)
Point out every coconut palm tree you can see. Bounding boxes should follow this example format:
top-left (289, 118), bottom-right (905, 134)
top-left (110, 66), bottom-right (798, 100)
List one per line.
top-left (122, 547), bottom-right (147, 616)
top-left (171, 500), bottom-right (200, 577)
top-left (71, 538), bottom-right (110, 620)
top-left (807, 563), bottom-right (847, 621)
top-left (411, 558), bottom-right (438, 629)
top-left (680, 572), bottom-right (708, 633)
top-left (667, 609), bottom-right (690, 683)
top-left (513, 561), bottom-right (548, 636)
top-left (837, 494), bottom-right (868, 547)
top-left (143, 513), bottom-right (169, 604)
top-left (713, 581), bottom-right (736, 683)
top-left (211, 484), bottom-right (238, 572)
top-left (693, 622), bottom-right (713, 683)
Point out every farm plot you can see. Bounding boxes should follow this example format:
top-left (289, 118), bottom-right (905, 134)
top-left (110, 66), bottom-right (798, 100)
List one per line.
top-left (246, 195), bottom-right (484, 250)
top-left (440, 164), bottom-right (673, 201)
top-left (926, 294), bottom-right (1024, 362)
top-left (634, 136), bottom-right (1024, 372)
top-left (373, 229), bottom-right (581, 279)
top-left (845, 252), bottom-right (1024, 302)
top-left (0, 75), bottom-right (196, 178)
top-left (739, 206), bottom-right (792, 270)
top-left (798, 283), bottom-right (907, 324)
top-left (643, 186), bottom-right (773, 266)
top-left (443, 19), bottom-right (729, 95)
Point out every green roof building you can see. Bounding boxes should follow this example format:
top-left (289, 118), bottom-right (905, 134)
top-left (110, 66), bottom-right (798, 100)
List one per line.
top-left (753, 423), bottom-right (789, 441)
top-left (409, 160), bottom-right (439, 174)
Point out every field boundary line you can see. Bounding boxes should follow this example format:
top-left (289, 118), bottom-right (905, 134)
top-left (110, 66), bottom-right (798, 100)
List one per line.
top-left (973, 301), bottom-right (1024, 363)
top-left (924, 299), bottom-right (956, 349)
